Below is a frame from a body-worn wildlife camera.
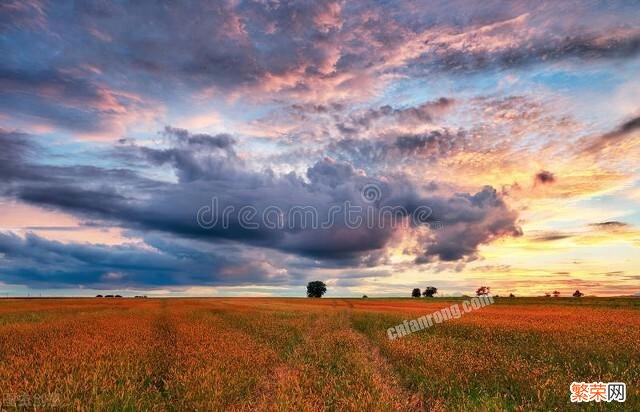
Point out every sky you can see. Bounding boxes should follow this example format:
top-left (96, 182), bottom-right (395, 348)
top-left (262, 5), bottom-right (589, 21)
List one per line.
top-left (1, 0), bottom-right (639, 297)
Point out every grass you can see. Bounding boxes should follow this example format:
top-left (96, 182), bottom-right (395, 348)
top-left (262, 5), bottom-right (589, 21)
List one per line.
top-left (0, 297), bottom-right (637, 411)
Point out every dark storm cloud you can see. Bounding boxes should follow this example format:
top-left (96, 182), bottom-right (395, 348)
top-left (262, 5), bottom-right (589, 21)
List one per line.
top-left (17, 185), bottom-right (131, 217)
top-left (3, 129), bottom-right (520, 273)
top-left (415, 186), bottom-right (522, 262)
top-left (0, 232), bottom-right (290, 288)
top-left (534, 170), bottom-right (556, 185)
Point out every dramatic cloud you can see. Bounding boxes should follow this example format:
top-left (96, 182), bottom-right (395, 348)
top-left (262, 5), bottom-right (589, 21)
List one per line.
top-left (1, 129), bottom-right (521, 283)
top-left (416, 186), bottom-right (522, 262)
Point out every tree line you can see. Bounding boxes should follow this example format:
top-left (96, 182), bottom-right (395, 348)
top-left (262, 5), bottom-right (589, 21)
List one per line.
top-left (306, 281), bottom-right (585, 298)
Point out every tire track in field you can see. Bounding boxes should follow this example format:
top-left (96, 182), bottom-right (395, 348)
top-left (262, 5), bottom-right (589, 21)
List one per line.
top-left (147, 300), bottom-right (178, 402)
top-left (164, 303), bottom-right (283, 410)
top-left (217, 302), bottom-right (425, 411)
top-left (343, 307), bottom-right (427, 411)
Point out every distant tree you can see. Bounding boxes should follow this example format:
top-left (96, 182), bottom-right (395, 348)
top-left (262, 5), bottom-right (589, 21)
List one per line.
top-left (573, 290), bottom-right (584, 297)
top-left (494, 295), bottom-right (500, 298)
top-left (412, 288), bottom-right (422, 298)
top-left (306, 281), bottom-right (327, 298)
top-left (552, 290), bottom-right (561, 297)
top-left (475, 286), bottom-right (490, 296)
top-left (545, 292), bottom-right (551, 297)
top-left (422, 286), bottom-right (438, 298)
top-left (509, 293), bottom-right (515, 298)
top-left (95, 294), bottom-right (103, 298)
top-left (115, 295), bottom-right (122, 298)
top-left (362, 295), bottom-right (368, 299)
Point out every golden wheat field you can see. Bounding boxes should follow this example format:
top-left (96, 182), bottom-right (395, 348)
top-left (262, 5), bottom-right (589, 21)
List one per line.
top-left (0, 297), bottom-right (638, 411)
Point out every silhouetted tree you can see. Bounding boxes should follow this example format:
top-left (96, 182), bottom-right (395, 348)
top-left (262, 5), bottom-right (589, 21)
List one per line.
top-left (95, 294), bottom-right (103, 298)
top-left (545, 292), bottom-right (551, 297)
top-left (306, 281), bottom-right (327, 298)
top-left (552, 290), bottom-right (560, 297)
top-left (573, 290), bottom-right (584, 297)
top-left (412, 288), bottom-right (421, 298)
top-left (509, 293), bottom-right (515, 298)
top-left (475, 286), bottom-right (490, 296)
top-left (362, 295), bottom-right (368, 299)
top-left (422, 286), bottom-right (438, 297)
